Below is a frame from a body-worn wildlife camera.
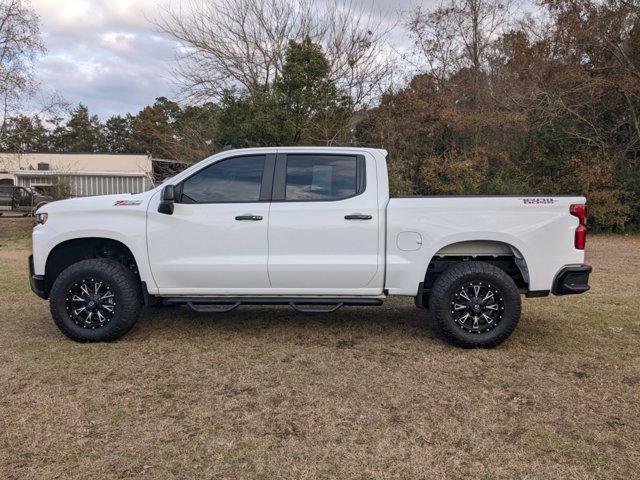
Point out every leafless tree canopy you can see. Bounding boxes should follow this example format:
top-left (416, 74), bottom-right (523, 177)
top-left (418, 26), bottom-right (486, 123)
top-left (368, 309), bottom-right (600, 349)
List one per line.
top-left (0, 0), bottom-right (45, 129)
top-left (407, 0), bottom-right (516, 84)
top-left (155, 0), bottom-right (393, 107)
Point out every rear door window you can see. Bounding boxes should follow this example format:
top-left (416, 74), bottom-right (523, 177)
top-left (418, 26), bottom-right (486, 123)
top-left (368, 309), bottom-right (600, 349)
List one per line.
top-left (284, 155), bottom-right (361, 201)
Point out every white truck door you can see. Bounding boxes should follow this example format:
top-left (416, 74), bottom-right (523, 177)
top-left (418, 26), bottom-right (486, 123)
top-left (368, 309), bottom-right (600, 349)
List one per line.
top-left (267, 152), bottom-right (381, 292)
top-left (147, 154), bottom-right (274, 294)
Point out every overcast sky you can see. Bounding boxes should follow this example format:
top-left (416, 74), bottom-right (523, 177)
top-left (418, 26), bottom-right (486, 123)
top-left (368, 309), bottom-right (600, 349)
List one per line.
top-left (31, 0), bottom-right (416, 119)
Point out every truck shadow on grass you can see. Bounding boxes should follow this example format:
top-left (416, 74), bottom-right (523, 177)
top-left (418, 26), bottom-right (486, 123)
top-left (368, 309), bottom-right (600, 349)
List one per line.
top-left (135, 302), bottom-right (444, 344)
top-left (131, 302), bottom-right (556, 350)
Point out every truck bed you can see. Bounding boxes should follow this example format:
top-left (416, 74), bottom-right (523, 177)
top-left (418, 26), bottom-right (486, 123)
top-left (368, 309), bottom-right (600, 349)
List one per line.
top-left (384, 195), bottom-right (586, 295)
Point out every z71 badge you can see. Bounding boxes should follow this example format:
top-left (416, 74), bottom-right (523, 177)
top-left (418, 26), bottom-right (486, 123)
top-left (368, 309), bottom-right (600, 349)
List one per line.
top-left (522, 198), bottom-right (556, 205)
top-left (114, 199), bottom-right (142, 206)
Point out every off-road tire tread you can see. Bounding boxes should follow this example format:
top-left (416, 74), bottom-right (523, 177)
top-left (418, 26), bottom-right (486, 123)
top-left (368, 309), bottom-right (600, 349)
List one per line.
top-left (430, 261), bottom-right (521, 348)
top-left (50, 259), bottom-right (142, 342)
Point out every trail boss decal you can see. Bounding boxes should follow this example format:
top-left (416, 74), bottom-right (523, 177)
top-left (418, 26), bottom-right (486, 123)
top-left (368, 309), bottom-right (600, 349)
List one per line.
top-left (114, 199), bottom-right (142, 206)
top-left (522, 198), bottom-right (556, 205)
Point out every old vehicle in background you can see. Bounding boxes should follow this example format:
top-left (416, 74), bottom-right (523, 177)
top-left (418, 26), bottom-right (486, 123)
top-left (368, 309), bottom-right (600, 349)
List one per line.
top-left (0, 185), bottom-right (52, 216)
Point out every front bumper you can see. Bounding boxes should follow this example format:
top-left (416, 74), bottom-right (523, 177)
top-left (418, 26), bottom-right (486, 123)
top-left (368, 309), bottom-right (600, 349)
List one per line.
top-left (28, 255), bottom-right (48, 299)
top-left (552, 264), bottom-right (592, 295)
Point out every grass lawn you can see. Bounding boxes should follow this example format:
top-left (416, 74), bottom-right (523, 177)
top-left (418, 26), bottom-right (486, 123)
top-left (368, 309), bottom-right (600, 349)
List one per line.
top-left (1, 218), bottom-right (638, 479)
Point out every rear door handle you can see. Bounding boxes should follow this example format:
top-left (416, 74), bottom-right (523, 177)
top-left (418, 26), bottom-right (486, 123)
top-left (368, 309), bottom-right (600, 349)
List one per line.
top-left (235, 215), bottom-right (263, 221)
top-left (344, 213), bottom-right (372, 220)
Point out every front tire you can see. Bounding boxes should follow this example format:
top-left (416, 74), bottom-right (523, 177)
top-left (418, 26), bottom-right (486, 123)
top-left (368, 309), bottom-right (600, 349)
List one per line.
top-left (430, 261), bottom-right (521, 348)
top-left (50, 259), bottom-right (142, 342)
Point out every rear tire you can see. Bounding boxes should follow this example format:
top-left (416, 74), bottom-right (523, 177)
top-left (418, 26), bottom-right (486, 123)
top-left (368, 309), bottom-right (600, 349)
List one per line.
top-left (50, 259), bottom-right (142, 342)
top-left (430, 261), bottom-right (521, 348)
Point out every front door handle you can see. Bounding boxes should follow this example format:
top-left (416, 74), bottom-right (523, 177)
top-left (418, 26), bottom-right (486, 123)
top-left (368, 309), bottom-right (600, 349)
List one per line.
top-left (235, 215), bottom-right (263, 221)
top-left (344, 213), bottom-right (372, 220)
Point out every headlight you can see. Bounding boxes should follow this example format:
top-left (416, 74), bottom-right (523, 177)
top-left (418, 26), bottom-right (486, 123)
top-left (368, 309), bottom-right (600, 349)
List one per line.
top-left (35, 212), bottom-right (48, 225)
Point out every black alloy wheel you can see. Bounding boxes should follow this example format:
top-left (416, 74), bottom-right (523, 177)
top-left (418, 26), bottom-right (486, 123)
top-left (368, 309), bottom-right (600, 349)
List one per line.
top-left (50, 259), bottom-right (142, 342)
top-left (65, 277), bottom-right (117, 329)
top-left (450, 281), bottom-right (505, 334)
top-left (430, 261), bottom-right (521, 348)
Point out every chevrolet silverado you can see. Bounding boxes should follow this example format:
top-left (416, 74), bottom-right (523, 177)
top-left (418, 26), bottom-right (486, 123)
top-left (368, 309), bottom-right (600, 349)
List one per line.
top-left (29, 147), bottom-right (591, 347)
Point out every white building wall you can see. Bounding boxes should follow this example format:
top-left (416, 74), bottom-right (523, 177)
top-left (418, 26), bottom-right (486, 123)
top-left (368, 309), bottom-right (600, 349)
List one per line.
top-left (0, 153), bottom-right (152, 173)
top-left (1, 153), bottom-right (155, 197)
top-left (16, 173), bottom-right (149, 197)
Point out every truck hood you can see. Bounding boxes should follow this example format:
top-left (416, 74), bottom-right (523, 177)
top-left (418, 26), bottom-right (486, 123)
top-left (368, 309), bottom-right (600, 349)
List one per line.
top-left (39, 190), bottom-right (157, 214)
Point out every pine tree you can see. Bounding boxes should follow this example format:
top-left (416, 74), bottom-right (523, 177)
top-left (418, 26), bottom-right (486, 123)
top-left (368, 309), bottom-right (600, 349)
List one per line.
top-left (103, 116), bottom-right (131, 153)
top-left (60, 104), bottom-right (105, 152)
top-left (0, 115), bottom-right (50, 152)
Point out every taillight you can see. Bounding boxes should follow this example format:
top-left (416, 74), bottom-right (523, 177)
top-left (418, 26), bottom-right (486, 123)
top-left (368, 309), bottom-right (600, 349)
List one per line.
top-left (570, 204), bottom-right (587, 250)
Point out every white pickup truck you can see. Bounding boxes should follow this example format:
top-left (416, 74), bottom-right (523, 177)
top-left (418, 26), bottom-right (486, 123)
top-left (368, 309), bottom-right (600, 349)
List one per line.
top-left (29, 147), bottom-right (591, 347)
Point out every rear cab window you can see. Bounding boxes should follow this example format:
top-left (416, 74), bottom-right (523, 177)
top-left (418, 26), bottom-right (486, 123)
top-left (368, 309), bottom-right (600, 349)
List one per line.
top-left (274, 154), bottom-right (366, 202)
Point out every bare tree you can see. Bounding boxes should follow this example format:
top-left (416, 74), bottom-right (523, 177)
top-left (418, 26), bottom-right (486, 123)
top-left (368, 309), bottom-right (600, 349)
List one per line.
top-left (0, 0), bottom-right (44, 131)
top-left (407, 0), bottom-right (516, 85)
top-left (155, 0), bottom-right (393, 108)
top-left (405, 0), bottom-right (521, 150)
top-left (533, 0), bottom-right (640, 157)
top-left (0, 0), bottom-right (66, 151)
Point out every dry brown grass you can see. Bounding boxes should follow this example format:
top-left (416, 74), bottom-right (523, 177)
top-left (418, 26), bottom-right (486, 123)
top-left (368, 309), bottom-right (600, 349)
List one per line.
top-left (1, 218), bottom-right (638, 479)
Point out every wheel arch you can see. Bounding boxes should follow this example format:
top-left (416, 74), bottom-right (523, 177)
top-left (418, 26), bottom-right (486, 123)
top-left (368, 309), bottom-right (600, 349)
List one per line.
top-left (417, 237), bottom-right (532, 307)
top-left (44, 237), bottom-right (143, 296)
top-left (433, 239), bottom-right (529, 282)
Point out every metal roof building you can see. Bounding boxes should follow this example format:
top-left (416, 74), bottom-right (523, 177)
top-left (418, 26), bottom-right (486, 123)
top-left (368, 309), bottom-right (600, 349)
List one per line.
top-left (0, 153), bottom-right (157, 197)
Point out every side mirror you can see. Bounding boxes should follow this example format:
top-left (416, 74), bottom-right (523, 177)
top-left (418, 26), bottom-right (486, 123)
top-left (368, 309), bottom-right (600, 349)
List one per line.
top-left (158, 185), bottom-right (175, 215)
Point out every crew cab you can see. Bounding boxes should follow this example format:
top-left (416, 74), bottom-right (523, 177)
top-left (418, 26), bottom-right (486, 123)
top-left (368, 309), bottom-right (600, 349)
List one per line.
top-left (29, 147), bottom-right (591, 347)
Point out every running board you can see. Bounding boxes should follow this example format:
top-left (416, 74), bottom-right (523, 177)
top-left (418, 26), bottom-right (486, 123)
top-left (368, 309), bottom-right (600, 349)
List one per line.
top-left (161, 296), bottom-right (383, 315)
